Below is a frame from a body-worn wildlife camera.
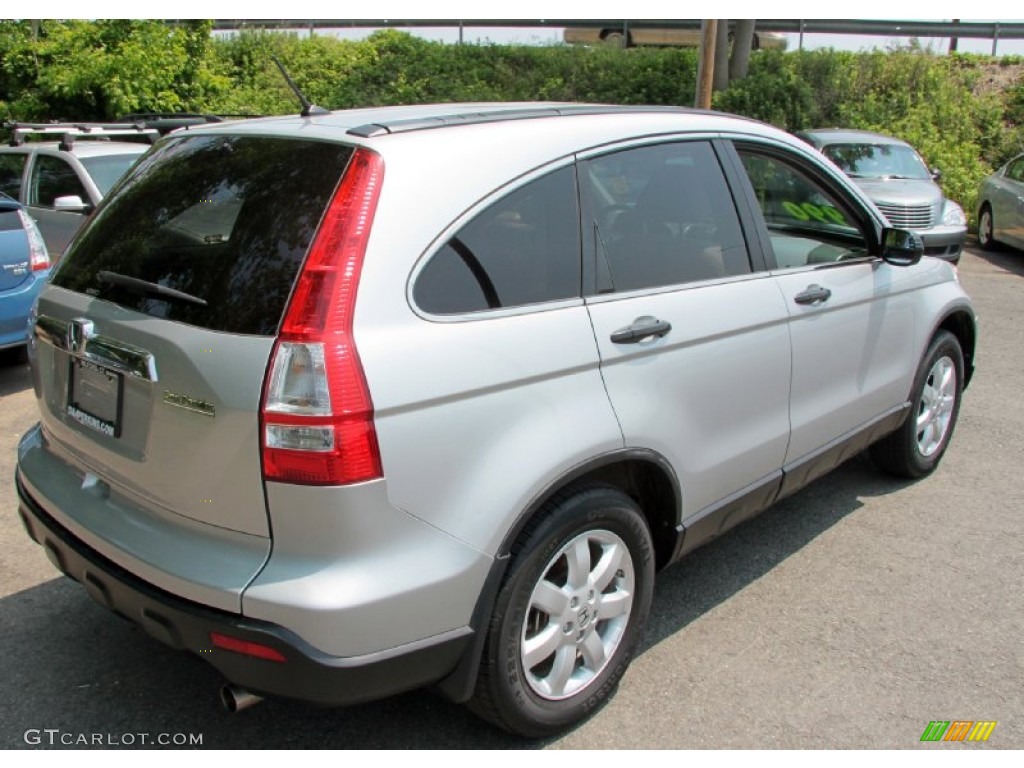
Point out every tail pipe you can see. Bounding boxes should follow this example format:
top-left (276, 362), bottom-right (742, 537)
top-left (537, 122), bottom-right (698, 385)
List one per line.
top-left (219, 684), bottom-right (263, 713)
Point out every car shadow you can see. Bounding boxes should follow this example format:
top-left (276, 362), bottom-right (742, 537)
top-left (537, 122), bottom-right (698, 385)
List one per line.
top-left (0, 349), bottom-right (32, 398)
top-left (1, 454), bottom-right (907, 749)
top-left (638, 452), bottom-right (902, 653)
top-left (970, 240), bottom-right (1024, 277)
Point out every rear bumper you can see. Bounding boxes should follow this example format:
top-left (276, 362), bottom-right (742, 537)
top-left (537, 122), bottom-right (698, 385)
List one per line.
top-left (16, 474), bottom-right (473, 707)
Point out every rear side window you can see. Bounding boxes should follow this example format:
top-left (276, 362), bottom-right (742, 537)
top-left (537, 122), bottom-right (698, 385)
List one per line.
top-left (30, 155), bottom-right (89, 206)
top-left (53, 136), bottom-right (353, 335)
top-left (0, 154), bottom-right (26, 200)
top-left (414, 166), bottom-right (581, 314)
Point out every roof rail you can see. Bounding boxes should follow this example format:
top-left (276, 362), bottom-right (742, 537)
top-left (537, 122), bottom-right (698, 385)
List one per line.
top-left (345, 104), bottom-right (735, 138)
top-left (5, 122), bottom-right (159, 150)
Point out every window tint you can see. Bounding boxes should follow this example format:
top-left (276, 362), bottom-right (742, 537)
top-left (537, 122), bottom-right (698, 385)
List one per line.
top-left (737, 150), bottom-right (869, 269)
top-left (52, 136), bottom-right (353, 336)
top-left (414, 166), bottom-right (580, 314)
top-left (1008, 158), bottom-right (1024, 183)
top-left (579, 141), bottom-right (749, 293)
top-left (0, 154), bottom-right (26, 200)
top-left (0, 210), bottom-right (23, 232)
top-left (30, 155), bottom-right (89, 206)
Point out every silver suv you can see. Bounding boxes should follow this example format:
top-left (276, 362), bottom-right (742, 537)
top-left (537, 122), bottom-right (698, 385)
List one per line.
top-left (0, 123), bottom-right (153, 256)
top-left (16, 104), bottom-right (976, 737)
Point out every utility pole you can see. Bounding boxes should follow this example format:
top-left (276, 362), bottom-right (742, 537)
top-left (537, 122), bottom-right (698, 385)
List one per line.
top-left (695, 20), bottom-right (717, 109)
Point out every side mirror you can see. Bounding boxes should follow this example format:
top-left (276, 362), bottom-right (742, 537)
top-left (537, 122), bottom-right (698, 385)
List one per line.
top-left (881, 227), bottom-right (924, 266)
top-left (53, 195), bottom-right (90, 212)
top-left (930, 168), bottom-right (942, 182)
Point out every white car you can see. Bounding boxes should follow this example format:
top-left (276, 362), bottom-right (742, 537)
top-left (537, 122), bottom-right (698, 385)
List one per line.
top-left (0, 123), bottom-right (153, 256)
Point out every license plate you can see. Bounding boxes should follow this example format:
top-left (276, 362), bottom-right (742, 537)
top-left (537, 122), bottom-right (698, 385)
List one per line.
top-left (67, 359), bottom-right (123, 438)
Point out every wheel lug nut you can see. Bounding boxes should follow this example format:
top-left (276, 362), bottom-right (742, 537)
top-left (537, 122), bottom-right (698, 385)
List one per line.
top-left (563, 622), bottom-right (573, 633)
top-left (570, 597), bottom-right (578, 608)
top-left (588, 589), bottom-right (594, 599)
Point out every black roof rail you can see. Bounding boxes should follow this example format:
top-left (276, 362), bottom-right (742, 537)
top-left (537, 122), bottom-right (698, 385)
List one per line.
top-left (4, 121), bottom-right (159, 149)
top-left (115, 113), bottom-right (265, 135)
top-left (345, 104), bottom-right (747, 138)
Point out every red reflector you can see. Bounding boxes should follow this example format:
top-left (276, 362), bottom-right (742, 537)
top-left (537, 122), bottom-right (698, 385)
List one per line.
top-left (210, 632), bottom-right (287, 663)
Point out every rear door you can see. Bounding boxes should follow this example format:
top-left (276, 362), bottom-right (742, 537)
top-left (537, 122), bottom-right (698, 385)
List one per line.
top-left (581, 139), bottom-right (792, 527)
top-left (997, 158), bottom-right (1024, 248)
top-left (34, 134), bottom-right (354, 538)
top-left (726, 140), bottom-right (917, 477)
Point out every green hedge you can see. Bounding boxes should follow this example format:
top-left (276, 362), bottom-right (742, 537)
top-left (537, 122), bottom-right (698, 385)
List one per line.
top-left (3, 22), bottom-right (1022, 224)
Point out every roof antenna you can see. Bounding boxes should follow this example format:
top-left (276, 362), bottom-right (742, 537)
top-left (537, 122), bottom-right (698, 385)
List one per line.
top-left (271, 54), bottom-right (330, 117)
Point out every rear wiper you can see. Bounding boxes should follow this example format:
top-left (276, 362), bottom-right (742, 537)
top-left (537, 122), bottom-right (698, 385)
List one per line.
top-left (97, 271), bottom-right (208, 307)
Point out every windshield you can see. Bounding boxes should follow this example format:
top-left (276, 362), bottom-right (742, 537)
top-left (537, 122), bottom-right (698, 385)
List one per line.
top-left (79, 153), bottom-right (147, 196)
top-left (822, 143), bottom-right (931, 181)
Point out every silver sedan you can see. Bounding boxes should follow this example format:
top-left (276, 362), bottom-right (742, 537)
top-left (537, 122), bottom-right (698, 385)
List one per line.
top-left (978, 153), bottom-right (1024, 251)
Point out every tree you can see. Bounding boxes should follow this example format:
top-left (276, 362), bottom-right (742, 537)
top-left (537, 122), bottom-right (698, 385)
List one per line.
top-left (730, 19), bottom-right (757, 81)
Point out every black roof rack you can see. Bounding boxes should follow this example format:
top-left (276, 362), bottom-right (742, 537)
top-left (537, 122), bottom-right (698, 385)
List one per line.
top-left (116, 113), bottom-right (263, 135)
top-left (345, 104), bottom-right (744, 138)
top-left (4, 122), bottom-right (159, 150)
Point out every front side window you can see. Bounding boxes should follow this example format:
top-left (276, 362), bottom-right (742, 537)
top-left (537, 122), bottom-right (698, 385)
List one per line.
top-left (1007, 158), bottom-right (1024, 183)
top-left (0, 154), bottom-right (27, 200)
top-left (579, 141), bottom-right (750, 293)
top-left (737, 149), bottom-right (870, 269)
top-left (29, 155), bottom-right (89, 207)
top-left (414, 166), bottom-right (581, 315)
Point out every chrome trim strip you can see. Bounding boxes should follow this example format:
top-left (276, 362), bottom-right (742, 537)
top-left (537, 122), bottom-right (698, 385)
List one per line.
top-left (34, 314), bottom-right (158, 382)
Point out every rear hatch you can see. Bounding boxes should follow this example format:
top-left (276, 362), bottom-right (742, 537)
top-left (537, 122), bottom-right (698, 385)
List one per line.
top-left (32, 134), bottom-right (354, 537)
top-left (0, 202), bottom-right (31, 292)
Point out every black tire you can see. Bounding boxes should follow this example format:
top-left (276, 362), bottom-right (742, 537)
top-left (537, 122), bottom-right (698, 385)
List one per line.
top-left (600, 30), bottom-right (630, 48)
top-left (870, 330), bottom-right (964, 478)
top-left (468, 486), bottom-right (654, 738)
top-left (978, 204), bottom-right (998, 251)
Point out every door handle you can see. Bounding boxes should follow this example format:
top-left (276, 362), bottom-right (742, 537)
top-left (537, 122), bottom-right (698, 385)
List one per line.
top-left (794, 284), bottom-right (832, 305)
top-left (611, 316), bottom-right (672, 344)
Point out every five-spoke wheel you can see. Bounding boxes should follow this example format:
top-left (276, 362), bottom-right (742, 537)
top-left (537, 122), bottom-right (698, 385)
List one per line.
top-left (469, 487), bottom-right (654, 737)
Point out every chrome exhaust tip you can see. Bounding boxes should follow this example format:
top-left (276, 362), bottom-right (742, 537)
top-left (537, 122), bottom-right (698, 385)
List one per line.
top-left (220, 684), bottom-right (263, 713)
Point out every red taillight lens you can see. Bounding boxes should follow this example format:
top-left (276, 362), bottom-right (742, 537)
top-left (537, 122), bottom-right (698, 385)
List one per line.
top-left (17, 209), bottom-right (50, 271)
top-left (261, 148), bottom-right (384, 486)
top-left (210, 632), bottom-right (286, 663)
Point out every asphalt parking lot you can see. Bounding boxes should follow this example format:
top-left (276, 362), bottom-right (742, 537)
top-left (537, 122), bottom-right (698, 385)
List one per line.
top-left (1, 242), bottom-right (1021, 749)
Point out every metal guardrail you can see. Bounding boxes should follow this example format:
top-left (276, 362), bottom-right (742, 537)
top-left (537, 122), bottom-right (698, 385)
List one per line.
top-left (200, 19), bottom-right (1024, 55)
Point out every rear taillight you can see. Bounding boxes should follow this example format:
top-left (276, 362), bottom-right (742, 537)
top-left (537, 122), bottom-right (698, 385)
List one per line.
top-left (17, 209), bottom-right (50, 271)
top-left (260, 148), bottom-right (384, 486)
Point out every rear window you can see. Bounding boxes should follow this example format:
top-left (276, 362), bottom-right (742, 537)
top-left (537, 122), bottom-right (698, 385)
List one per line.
top-left (53, 136), bottom-right (353, 335)
top-left (79, 153), bottom-right (145, 196)
top-left (0, 209), bottom-right (23, 232)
